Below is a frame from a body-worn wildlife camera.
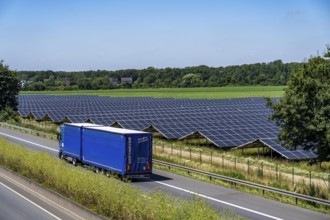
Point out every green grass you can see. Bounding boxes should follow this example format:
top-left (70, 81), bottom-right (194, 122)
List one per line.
top-left (20, 86), bottom-right (285, 99)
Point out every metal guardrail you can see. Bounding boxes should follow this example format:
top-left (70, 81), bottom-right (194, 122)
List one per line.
top-left (153, 159), bottom-right (330, 206)
top-left (0, 122), bottom-right (57, 140)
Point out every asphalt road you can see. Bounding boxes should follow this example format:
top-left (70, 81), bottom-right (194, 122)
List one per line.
top-left (0, 126), bottom-right (329, 220)
top-left (0, 173), bottom-right (81, 220)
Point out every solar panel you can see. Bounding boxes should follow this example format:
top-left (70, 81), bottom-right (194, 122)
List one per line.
top-left (259, 138), bottom-right (317, 159)
top-left (17, 95), bottom-right (316, 159)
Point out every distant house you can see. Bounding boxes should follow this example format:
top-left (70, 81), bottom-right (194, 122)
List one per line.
top-left (20, 80), bottom-right (26, 86)
top-left (121, 77), bottom-right (133, 84)
top-left (109, 77), bottom-right (119, 84)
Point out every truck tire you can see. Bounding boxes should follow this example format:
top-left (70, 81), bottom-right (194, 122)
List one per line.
top-left (72, 159), bottom-right (77, 166)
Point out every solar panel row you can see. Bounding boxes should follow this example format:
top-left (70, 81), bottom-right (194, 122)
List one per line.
top-left (17, 95), bottom-right (316, 160)
top-left (259, 139), bottom-right (317, 159)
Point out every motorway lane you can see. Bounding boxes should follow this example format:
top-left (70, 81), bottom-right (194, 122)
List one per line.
top-left (0, 182), bottom-right (59, 220)
top-left (0, 172), bottom-right (79, 220)
top-left (1, 126), bottom-right (329, 220)
top-left (0, 128), bottom-right (59, 157)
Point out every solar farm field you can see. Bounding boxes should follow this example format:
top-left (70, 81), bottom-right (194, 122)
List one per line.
top-left (18, 94), bottom-right (316, 160)
top-left (20, 86), bottom-right (285, 99)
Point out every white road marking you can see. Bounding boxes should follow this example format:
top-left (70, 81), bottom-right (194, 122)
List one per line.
top-left (0, 132), bottom-right (58, 152)
top-left (0, 182), bottom-right (62, 220)
top-left (1, 131), bottom-right (282, 220)
top-left (0, 172), bottom-right (86, 220)
top-left (155, 181), bottom-right (283, 220)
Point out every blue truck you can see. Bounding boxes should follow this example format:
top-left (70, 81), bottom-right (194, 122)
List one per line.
top-left (58, 123), bottom-right (153, 179)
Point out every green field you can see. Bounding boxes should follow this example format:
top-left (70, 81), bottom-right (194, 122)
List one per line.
top-left (21, 86), bottom-right (285, 99)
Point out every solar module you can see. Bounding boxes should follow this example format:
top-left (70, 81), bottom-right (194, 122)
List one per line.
top-left (17, 95), bottom-right (317, 160)
top-left (259, 138), bottom-right (317, 159)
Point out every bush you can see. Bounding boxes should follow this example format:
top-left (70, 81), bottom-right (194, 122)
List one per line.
top-left (0, 106), bottom-right (20, 123)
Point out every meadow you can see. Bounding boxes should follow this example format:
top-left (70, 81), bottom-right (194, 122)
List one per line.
top-left (21, 86), bottom-right (285, 99)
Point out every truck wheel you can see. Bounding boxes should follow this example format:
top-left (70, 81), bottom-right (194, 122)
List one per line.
top-left (72, 159), bottom-right (77, 166)
top-left (94, 168), bottom-right (99, 173)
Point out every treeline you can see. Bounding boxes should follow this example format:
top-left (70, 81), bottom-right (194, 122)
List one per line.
top-left (18, 60), bottom-right (301, 91)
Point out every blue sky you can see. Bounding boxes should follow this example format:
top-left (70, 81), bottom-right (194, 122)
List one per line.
top-left (0, 0), bottom-right (329, 71)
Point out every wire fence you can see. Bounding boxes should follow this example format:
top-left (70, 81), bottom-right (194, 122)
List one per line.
top-left (153, 141), bottom-right (330, 194)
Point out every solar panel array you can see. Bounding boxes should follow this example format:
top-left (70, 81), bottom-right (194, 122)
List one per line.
top-left (259, 139), bottom-right (317, 159)
top-left (17, 95), bottom-right (317, 160)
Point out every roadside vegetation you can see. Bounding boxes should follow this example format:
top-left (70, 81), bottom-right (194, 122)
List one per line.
top-left (0, 138), bottom-right (243, 220)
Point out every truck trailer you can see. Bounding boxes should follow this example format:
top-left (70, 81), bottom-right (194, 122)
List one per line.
top-left (58, 123), bottom-right (153, 178)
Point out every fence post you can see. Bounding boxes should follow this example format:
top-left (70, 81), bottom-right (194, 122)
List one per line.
top-left (162, 143), bottom-right (164, 153)
top-left (292, 166), bottom-right (294, 185)
top-left (200, 151), bottom-right (202, 164)
top-left (211, 151), bottom-right (213, 164)
top-left (276, 164), bottom-right (278, 181)
top-left (180, 146), bottom-right (182, 158)
top-left (261, 161), bottom-right (263, 178)
top-left (234, 157), bottom-right (236, 170)
top-left (171, 145), bottom-right (173, 155)
top-left (190, 148), bottom-right (192, 160)
top-left (328, 175), bottom-right (330, 193)
top-left (309, 171), bottom-right (311, 189)
top-left (247, 159), bottom-right (250, 175)
top-left (222, 154), bottom-right (224, 168)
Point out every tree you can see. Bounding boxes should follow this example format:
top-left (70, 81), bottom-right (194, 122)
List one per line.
top-left (181, 73), bottom-right (202, 87)
top-left (0, 61), bottom-right (20, 111)
top-left (266, 47), bottom-right (330, 163)
top-left (27, 81), bottom-right (46, 91)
